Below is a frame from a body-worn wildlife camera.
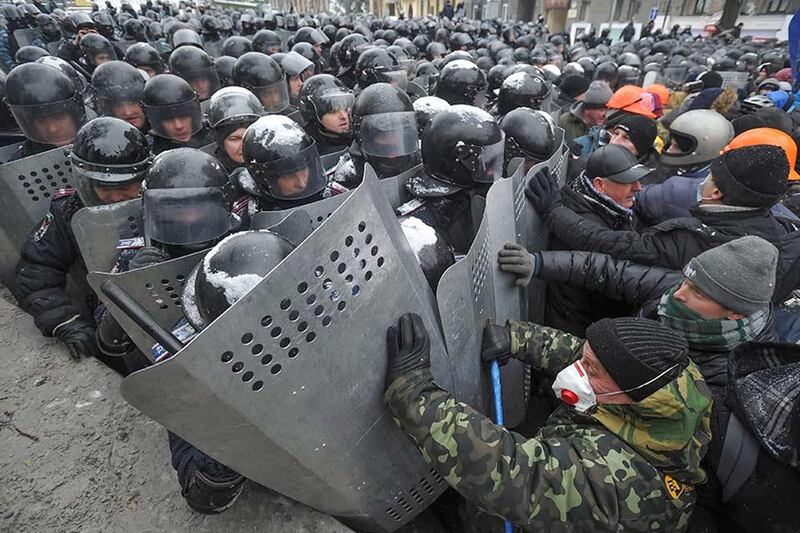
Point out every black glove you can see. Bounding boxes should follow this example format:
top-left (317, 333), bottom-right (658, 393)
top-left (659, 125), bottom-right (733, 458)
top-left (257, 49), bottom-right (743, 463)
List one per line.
top-left (498, 242), bottom-right (540, 287)
top-left (386, 313), bottom-right (431, 386)
top-left (55, 318), bottom-right (99, 361)
top-left (129, 246), bottom-right (171, 270)
top-left (524, 167), bottom-right (562, 216)
top-left (481, 323), bottom-right (511, 366)
top-left (96, 309), bottom-right (133, 356)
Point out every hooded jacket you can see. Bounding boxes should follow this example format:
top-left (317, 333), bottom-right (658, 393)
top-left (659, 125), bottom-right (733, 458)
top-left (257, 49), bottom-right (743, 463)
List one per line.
top-left (385, 321), bottom-right (713, 532)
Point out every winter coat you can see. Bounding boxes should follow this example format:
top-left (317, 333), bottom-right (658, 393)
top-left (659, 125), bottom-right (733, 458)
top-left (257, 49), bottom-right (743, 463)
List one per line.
top-left (385, 320), bottom-right (713, 532)
top-left (540, 204), bottom-right (800, 304)
top-left (544, 185), bottom-right (638, 336)
top-left (558, 104), bottom-right (588, 145)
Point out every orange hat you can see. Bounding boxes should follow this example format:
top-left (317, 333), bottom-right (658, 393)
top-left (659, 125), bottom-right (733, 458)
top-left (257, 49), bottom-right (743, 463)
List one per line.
top-left (606, 85), bottom-right (657, 119)
top-left (644, 84), bottom-right (670, 108)
top-left (722, 127), bottom-right (800, 181)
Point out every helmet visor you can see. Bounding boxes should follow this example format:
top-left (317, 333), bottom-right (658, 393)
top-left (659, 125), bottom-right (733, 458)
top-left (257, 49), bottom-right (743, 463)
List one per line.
top-left (375, 68), bottom-right (408, 91)
top-left (9, 96), bottom-right (85, 146)
top-left (249, 143), bottom-right (327, 201)
top-left (360, 111), bottom-right (418, 157)
top-left (455, 137), bottom-right (505, 184)
top-left (144, 187), bottom-right (231, 245)
top-left (178, 66), bottom-right (221, 101)
top-left (144, 99), bottom-right (203, 141)
top-left (314, 91), bottom-right (354, 123)
top-left (251, 78), bottom-right (290, 113)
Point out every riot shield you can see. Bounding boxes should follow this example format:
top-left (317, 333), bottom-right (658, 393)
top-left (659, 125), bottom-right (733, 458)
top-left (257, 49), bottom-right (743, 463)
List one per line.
top-left (642, 70), bottom-right (660, 88)
top-left (276, 29), bottom-right (293, 50)
top-left (71, 199), bottom-right (143, 274)
top-left (406, 82), bottom-right (428, 101)
top-left (46, 41), bottom-right (60, 55)
top-left (0, 146), bottom-right (74, 297)
top-left (718, 71), bottom-right (750, 92)
top-left (12, 28), bottom-right (38, 48)
top-left (321, 148), bottom-right (347, 175)
top-left (113, 172), bottom-right (452, 532)
top-left (0, 140), bottom-right (23, 163)
top-left (664, 66), bottom-right (689, 88)
top-left (250, 163), bottom-right (416, 230)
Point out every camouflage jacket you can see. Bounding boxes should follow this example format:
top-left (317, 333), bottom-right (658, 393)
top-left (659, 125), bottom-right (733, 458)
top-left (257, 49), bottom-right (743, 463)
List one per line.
top-left (385, 321), bottom-right (712, 532)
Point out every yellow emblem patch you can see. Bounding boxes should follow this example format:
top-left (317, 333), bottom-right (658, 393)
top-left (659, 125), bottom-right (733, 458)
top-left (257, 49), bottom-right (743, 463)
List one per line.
top-left (664, 475), bottom-right (685, 499)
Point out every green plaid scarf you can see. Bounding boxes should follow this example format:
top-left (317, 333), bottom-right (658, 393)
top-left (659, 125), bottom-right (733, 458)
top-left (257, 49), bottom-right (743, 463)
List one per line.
top-left (657, 286), bottom-right (769, 352)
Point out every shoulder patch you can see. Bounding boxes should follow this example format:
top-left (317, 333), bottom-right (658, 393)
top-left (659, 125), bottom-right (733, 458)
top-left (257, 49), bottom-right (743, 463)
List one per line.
top-left (53, 187), bottom-right (77, 199)
top-left (664, 474), bottom-right (688, 499)
top-left (32, 212), bottom-right (54, 242)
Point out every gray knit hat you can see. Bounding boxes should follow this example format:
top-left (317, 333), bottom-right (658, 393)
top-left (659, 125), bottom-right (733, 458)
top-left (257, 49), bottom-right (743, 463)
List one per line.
top-left (582, 80), bottom-right (613, 108)
top-left (683, 236), bottom-right (778, 315)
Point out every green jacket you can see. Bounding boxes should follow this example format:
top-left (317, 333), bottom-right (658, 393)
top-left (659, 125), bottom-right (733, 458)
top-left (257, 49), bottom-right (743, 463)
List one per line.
top-left (384, 321), bottom-right (713, 532)
top-left (558, 107), bottom-right (588, 146)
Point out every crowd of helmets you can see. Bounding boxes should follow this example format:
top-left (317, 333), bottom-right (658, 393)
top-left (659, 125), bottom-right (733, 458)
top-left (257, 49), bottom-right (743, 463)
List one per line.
top-left (4, 0), bottom-right (800, 525)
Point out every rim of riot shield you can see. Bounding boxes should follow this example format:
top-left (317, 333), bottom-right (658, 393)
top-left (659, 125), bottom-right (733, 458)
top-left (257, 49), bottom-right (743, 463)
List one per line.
top-left (114, 170), bottom-right (451, 531)
top-left (71, 198), bottom-right (143, 273)
top-left (0, 145), bottom-right (75, 298)
top-left (0, 140), bottom-right (24, 164)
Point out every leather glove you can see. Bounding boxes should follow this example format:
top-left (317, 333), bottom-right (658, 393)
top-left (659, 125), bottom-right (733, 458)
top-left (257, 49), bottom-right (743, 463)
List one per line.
top-left (524, 167), bottom-right (562, 216)
top-left (386, 313), bottom-right (431, 386)
top-left (129, 246), bottom-right (171, 270)
top-left (498, 242), bottom-right (540, 287)
top-left (480, 323), bottom-right (511, 366)
top-left (54, 317), bottom-right (99, 361)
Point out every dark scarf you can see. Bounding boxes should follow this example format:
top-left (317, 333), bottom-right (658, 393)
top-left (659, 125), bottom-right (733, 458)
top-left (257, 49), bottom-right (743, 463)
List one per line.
top-left (571, 172), bottom-right (633, 229)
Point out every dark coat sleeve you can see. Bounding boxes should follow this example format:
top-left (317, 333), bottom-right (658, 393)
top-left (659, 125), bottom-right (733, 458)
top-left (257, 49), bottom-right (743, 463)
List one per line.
top-left (542, 204), bottom-right (711, 270)
top-left (537, 250), bottom-right (683, 310)
top-left (15, 196), bottom-right (83, 336)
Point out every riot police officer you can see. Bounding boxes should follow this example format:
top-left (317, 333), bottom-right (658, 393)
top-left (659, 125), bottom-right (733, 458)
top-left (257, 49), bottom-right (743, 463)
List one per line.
top-left (206, 86), bottom-right (263, 173)
top-left (16, 117), bottom-right (150, 373)
top-left (499, 106), bottom-right (558, 176)
top-left (299, 74), bottom-right (354, 155)
top-left (5, 62), bottom-right (86, 160)
top-left (232, 52), bottom-right (301, 122)
top-left (435, 59), bottom-right (488, 107)
top-left (168, 45), bottom-right (220, 101)
top-left (91, 60), bottom-right (147, 131)
top-left (123, 42), bottom-right (164, 77)
top-left (141, 73), bottom-right (212, 154)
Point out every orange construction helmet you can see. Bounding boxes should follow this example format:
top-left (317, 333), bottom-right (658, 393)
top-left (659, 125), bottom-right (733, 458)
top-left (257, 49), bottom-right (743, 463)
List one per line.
top-left (644, 84), bottom-right (670, 108)
top-left (722, 127), bottom-right (800, 181)
top-left (606, 85), bottom-right (657, 119)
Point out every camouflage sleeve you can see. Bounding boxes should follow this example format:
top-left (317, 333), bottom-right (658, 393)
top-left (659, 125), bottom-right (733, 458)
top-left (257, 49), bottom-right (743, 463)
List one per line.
top-left (385, 369), bottom-right (625, 530)
top-left (507, 320), bottom-right (583, 375)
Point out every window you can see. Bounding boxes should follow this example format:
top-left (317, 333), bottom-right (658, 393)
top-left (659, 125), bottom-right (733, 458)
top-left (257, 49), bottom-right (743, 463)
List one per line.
top-left (693, 0), bottom-right (710, 14)
top-left (766, 0), bottom-right (791, 13)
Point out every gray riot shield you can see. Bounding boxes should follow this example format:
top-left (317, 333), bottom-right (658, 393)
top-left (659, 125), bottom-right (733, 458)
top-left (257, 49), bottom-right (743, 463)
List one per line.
top-left (46, 40), bottom-right (60, 55)
top-left (664, 66), bottom-right (689, 88)
top-left (0, 146), bottom-right (74, 296)
top-left (0, 140), bottom-right (23, 163)
top-left (718, 71), bottom-right (750, 91)
top-left (71, 199), bottom-right (143, 274)
top-left (321, 148), bottom-right (347, 174)
top-left (112, 172), bottom-right (452, 531)
top-left (12, 28), bottom-right (38, 48)
top-left (435, 172), bottom-right (522, 419)
top-left (250, 163), bottom-right (416, 230)
top-left (642, 70), bottom-right (660, 88)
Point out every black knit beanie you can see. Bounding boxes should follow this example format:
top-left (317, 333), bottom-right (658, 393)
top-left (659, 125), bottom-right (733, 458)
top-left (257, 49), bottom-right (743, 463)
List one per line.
top-left (732, 108), bottom-right (794, 136)
top-left (560, 74), bottom-right (591, 99)
top-left (711, 144), bottom-right (790, 208)
top-left (585, 317), bottom-right (689, 402)
top-left (613, 113), bottom-right (657, 156)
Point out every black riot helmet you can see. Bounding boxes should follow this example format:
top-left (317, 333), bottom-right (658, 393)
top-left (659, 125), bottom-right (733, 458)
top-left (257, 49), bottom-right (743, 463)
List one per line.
top-left (337, 33), bottom-right (368, 71)
top-left (435, 59), bottom-right (488, 106)
top-left (221, 35), bottom-right (252, 58)
top-left (183, 230), bottom-right (295, 330)
top-left (426, 41), bottom-right (446, 60)
top-left (168, 45), bottom-right (220, 101)
top-left (36, 56), bottom-right (87, 94)
top-left (352, 83), bottom-right (420, 178)
top-left (143, 148), bottom-right (234, 254)
top-left (617, 52), bottom-right (641, 68)
top-left (91, 61), bottom-right (146, 129)
top-left (69, 117), bottom-right (151, 206)
top-left (5, 62), bottom-right (85, 146)
top-left (497, 71), bottom-right (551, 115)
top-left (206, 86), bottom-right (263, 144)
top-left (242, 115), bottom-right (327, 201)
top-left (67, 11), bottom-right (95, 34)
top-left (499, 107), bottom-right (557, 175)
top-left (214, 55), bottom-right (236, 87)
top-left (299, 74), bottom-right (354, 137)
top-left (1, 4), bottom-right (25, 31)
top-left (142, 74), bottom-right (203, 141)
top-left (415, 105), bottom-right (504, 197)
top-left (172, 28), bottom-right (204, 49)
top-left (15, 46), bottom-right (50, 64)
top-left (355, 47), bottom-right (407, 90)
top-left (252, 29), bottom-right (283, 55)
top-left (412, 61), bottom-right (440, 94)
top-left (617, 64), bottom-right (641, 87)
top-left (595, 61), bottom-right (619, 88)
top-left (412, 95), bottom-right (450, 137)
top-left (92, 11), bottom-right (115, 40)
top-left (37, 14), bottom-right (61, 40)
top-left (123, 18), bottom-right (147, 42)
top-left (80, 33), bottom-right (118, 68)
top-left (124, 42), bottom-right (164, 76)
top-left (577, 56), bottom-right (596, 79)
top-left (295, 26), bottom-right (329, 47)
top-left (232, 52), bottom-right (290, 114)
